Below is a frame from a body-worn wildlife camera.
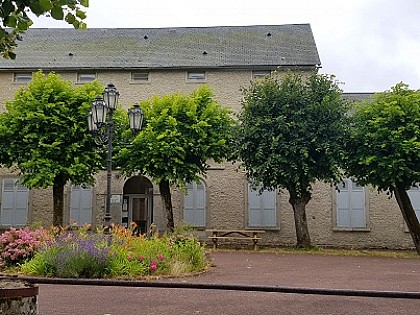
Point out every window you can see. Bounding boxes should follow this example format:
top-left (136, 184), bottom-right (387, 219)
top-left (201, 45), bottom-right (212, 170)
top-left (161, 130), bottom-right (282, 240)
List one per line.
top-left (183, 181), bottom-right (206, 227)
top-left (252, 70), bottom-right (271, 79)
top-left (335, 178), bottom-right (367, 229)
top-left (0, 178), bottom-right (29, 226)
top-left (13, 73), bottom-right (32, 84)
top-left (70, 186), bottom-right (93, 226)
top-left (131, 72), bottom-right (150, 82)
top-left (77, 73), bottom-right (96, 83)
top-left (187, 71), bottom-right (206, 82)
top-left (407, 186), bottom-right (420, 220)
top-left (248, 185), bottom-right (277, 227)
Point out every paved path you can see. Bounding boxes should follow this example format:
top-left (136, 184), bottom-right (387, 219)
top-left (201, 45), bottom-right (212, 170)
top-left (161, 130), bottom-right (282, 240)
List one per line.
top-left (38, 251), bottom-right (420, 314)
top-left (175, 251), bottom-right (420, 291)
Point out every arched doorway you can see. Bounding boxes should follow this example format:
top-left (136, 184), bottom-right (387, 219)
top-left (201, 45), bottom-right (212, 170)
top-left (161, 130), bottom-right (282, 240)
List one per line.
top-left (122, 176), bottom-right (153, 235)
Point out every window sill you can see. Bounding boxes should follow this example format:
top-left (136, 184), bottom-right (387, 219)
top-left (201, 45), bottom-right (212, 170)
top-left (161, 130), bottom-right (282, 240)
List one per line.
top-left (333, 227), bottom-right (371, 232)
top-left (208, 166), bottom-right (225, 170)
top-left (130, 81), bottom-right (151, 85)
top-left (246, 227), bottom-right (279, 231)
top-left (186, 80), bottom-right (206, 84)
top-left (189, 226), bottom-right (206, 231)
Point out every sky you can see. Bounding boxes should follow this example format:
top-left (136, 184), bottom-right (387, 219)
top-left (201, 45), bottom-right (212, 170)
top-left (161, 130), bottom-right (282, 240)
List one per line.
top-left (29, 0), bottom-right (420, 93)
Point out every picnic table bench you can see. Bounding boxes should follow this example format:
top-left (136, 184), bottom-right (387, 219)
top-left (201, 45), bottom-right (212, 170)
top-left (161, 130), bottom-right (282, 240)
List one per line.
top-left (206, 229), bottom-right (265, 250)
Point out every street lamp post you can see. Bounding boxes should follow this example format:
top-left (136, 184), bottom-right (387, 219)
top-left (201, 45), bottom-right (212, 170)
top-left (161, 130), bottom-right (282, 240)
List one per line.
top-left (88, 83), bottom-right (144, 230)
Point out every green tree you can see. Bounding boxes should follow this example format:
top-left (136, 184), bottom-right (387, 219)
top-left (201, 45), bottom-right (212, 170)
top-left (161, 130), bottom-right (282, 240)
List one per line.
top-left (345, 83), bottom-right (420, 254)
top-left (0, 71), bottom-right (103, 226)
top-left (1, 0), bottom-right (88, 59)
top-left (237, 73), bottom-right (349, 247)
top-left (117, 86), bottom-right (236, 232)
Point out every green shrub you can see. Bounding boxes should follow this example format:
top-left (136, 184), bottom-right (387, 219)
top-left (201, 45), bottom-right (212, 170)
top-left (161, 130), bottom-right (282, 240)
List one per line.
top-left (169, 234), bottom-right (207, 272)
top-left (20, 246), bottom-right (61, 276)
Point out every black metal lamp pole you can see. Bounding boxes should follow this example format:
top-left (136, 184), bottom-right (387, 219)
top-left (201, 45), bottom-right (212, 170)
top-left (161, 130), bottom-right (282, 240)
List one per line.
top-left (88, 83), bottom-right (119, 230)
top-left (104, 107), bottom-right (113, 228)
top-left (88, 84), bottom-right (144, 230)
top-left (102, 83), bottom-right (119, 229)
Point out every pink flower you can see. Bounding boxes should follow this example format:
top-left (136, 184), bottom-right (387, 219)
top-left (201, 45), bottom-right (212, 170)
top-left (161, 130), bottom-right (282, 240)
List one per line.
top-left (137, 255), bottom-right (144, 262)
top-left (149, 261), bottom-right (157, 271)
top-left (127, 254), bottom-right (133, 261)
top-left (157, 254), bottom-right (164, 261)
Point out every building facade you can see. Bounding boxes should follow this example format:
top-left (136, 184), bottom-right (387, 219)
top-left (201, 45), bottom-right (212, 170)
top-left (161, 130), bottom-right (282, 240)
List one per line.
top-left (0, 25), bottom-right (417, 249)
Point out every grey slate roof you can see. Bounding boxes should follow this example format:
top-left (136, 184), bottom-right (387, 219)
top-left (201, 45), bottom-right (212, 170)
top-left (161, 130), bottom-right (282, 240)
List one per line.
top-left (342, 93), bottom-right (375, 102)
top-left (0, 24), bottom-right (320, 70)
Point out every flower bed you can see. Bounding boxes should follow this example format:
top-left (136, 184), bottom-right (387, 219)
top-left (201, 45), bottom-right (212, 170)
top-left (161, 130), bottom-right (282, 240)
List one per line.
top-left (0, 225), bottom-right (207, 279)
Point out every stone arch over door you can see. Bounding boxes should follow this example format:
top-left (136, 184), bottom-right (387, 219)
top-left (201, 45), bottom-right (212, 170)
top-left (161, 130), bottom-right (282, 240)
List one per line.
top-left (122, 176), bottom-right (153, 235)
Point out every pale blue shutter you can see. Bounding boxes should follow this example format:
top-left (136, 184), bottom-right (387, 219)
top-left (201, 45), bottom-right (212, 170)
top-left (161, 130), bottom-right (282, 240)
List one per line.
top-left (184, 183), bottom-right (195, 224)
top-left (248, 185), bottom-right (276, 227)
top-left (336, 179), bottom-right (366, 228)
top-left (336, 180), bottom-right (350, 227)
top-left (70, 186), bottom-right (93, 225)
top-left (183, 181), bottom-right (206, 227)
top-left (350, 181), bottom-right (366, 227)
top-left (248, 186), bottom-right (261, 226)
top-left (1, 179), bottom-right (29, 226)
top-left (408, 186), bottom-right (420, 220)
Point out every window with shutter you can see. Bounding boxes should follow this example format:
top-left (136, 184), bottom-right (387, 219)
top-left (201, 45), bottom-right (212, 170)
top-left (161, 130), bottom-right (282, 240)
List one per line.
top-left (336, 179), bottom-right (367, 229)
top-left (407, 186), bottom-right (420, 220)
top-left (0, 178), bottom-right (29, 226)
top-left (183, 181), bottom-right (206, 227)
top-left (70, 186), bottom-right (93, 226)
top-left (248, 185), bottom-right (277, 227)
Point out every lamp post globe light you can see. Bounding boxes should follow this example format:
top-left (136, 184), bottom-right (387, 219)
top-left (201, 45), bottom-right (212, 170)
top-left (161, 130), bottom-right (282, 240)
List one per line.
top-left (88, 83), bottom-right (144, 230)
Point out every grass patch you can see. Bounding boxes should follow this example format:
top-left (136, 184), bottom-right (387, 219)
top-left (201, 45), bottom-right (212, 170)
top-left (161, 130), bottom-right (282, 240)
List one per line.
top-left (208, 246), bottom-right (419, 259)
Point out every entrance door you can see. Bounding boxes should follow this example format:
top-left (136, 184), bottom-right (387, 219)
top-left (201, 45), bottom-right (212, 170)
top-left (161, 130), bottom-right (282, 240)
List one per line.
top-left (130, 195), bottom-right (150, 235)
top-left (123, 176), bottom-right (153, 234)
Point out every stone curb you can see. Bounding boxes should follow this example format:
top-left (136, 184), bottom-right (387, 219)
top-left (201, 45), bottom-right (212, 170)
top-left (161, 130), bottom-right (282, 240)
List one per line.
top-left (1, 276), bottom-right (420, 300)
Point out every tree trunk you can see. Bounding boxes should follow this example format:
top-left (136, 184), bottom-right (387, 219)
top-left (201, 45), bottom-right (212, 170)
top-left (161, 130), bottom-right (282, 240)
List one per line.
top-left (289, 190), bottom-right (312, 248)
top-left (52, 177), bottom-right (66, 227)
top-left (159, 180), bottom-right (174, 232)
top-left (394, 184), bottom-right (420, 255)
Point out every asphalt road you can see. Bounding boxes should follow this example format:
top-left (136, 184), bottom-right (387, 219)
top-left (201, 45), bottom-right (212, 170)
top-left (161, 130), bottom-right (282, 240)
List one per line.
top-left (38, 251), bottom-right (420, 315)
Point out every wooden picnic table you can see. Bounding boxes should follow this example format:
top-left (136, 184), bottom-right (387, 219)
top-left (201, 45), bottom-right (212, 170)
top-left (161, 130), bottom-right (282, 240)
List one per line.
top-left (206, 229), bottom-right (265, 250)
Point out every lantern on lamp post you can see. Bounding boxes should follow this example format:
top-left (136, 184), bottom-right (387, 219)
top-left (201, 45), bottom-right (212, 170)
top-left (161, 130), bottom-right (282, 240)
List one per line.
top-left (128, 103), bottom-right (144, 133)
top-left (88, 83), bottom-right (144, 230)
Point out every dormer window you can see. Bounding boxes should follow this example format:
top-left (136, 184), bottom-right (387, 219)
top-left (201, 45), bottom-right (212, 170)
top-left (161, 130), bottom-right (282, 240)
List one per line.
top-left (131, 72), bottom-right (150, 82)
top-left (77, 73), bottom-right (96, 83)
top-left (13, 73), bottom-right (32, 84)
top-left (252, 70), bottom-right (271, 79)
top-left (187, 71), bottom-right (206, 82)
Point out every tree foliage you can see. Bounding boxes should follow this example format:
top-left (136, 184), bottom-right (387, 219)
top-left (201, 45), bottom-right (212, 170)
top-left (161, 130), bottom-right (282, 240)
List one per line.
top-left (345, 83), bottom-right (420, 254)
top-left (237, 72), bottom-right (349, 247)
top-left (0, 71), bottom-right (103, 226)
top-left (0, 0), bottom-right (88, 59)
top-left (117, 86), bottom-right (236, 231)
